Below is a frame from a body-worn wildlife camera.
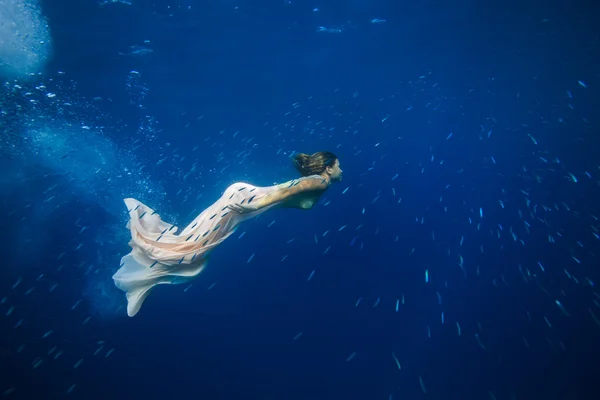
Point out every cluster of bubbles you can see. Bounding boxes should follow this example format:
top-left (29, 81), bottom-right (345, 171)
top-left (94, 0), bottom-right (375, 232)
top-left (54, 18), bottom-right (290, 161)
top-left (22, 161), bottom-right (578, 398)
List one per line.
top-left (0, 0), bottom-right (52, 79)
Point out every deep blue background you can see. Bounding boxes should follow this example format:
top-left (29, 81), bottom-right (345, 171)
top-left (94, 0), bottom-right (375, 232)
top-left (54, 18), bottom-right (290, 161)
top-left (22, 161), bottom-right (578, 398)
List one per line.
top-left (2, 0), bottom-right (600, 399)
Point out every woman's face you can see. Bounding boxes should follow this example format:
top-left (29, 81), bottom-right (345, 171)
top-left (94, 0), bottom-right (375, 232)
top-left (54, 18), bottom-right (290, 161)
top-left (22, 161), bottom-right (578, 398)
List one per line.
top-left (327, 159), bottom-right (343, 182)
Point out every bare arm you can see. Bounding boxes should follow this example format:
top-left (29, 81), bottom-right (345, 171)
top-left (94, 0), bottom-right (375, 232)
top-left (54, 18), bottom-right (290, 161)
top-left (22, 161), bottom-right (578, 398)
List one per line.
top-left (251, 177), bottom-right (328, 210)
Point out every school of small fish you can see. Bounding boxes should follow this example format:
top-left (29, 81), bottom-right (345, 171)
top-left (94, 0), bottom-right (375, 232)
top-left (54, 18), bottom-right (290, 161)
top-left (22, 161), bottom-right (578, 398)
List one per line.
top-left (0, 16), bottom-right (598, 400)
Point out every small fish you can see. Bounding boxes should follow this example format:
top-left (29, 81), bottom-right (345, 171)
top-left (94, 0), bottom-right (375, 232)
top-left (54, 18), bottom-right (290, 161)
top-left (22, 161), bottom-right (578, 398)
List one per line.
top-left (12, 277), bottom-right (22, 290)
top-left (391, 352), bottom-right (402, 370)
top-left (475, 333), bottom-right (486, 349)
top-left (67, 384), bottom-right (76, 395)
top-left (527, 133), bottom-right (538, 145)
top-left (555, 300), bottom-right (571, 317)
top-left (71, 299), bottom-right (82, 310)
top-left (419, 376), bottom-right (427, 394)
top-left (373, 297), bottom-right (380, 307)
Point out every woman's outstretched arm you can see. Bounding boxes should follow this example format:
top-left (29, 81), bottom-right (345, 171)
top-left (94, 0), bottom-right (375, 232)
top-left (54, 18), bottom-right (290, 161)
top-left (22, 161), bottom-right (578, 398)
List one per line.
top-left (256, 177), bottom-right (328, 208)
top-left (227, 177), bottom-right (328, 214)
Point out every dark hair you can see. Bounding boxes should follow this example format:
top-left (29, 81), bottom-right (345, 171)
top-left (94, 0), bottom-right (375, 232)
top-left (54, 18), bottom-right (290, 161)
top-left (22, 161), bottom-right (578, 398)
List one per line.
top-left (292, 151), bottom-right (338, 176)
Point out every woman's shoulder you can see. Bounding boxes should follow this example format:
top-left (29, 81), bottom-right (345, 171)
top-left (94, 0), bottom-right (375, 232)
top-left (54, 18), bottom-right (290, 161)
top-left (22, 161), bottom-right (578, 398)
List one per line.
top-left (276, 175), bottom-right (328, 191)
top-left (308, 174), bottom-right (329, 183)
top-left (298, 175), bottom-right (329, 190)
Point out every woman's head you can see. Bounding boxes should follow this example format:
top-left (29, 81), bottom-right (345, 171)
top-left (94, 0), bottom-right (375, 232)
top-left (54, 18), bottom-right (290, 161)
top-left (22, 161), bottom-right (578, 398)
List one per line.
top-left (292, 151), bottom-right (343, 182)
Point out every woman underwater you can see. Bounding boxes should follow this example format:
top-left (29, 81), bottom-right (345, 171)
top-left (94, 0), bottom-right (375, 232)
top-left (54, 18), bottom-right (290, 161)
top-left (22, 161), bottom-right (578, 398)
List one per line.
top-left (113, 151), bottom-right (343, 317)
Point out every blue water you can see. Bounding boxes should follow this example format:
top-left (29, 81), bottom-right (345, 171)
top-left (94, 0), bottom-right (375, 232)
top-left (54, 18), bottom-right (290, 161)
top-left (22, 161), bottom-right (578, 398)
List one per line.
top-left (1, 0), bottom-right (599, 399)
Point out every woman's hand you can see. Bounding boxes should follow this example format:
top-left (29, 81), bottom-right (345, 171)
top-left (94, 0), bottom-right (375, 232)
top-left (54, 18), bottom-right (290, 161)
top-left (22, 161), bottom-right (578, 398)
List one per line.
top-left (226, 202), bottom-right (259, 214)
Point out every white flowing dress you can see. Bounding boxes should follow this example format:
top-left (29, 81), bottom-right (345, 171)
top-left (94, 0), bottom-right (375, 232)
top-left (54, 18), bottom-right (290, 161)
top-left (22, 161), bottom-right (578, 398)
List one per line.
top-left (113, 175), bottom-right (322, 317)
